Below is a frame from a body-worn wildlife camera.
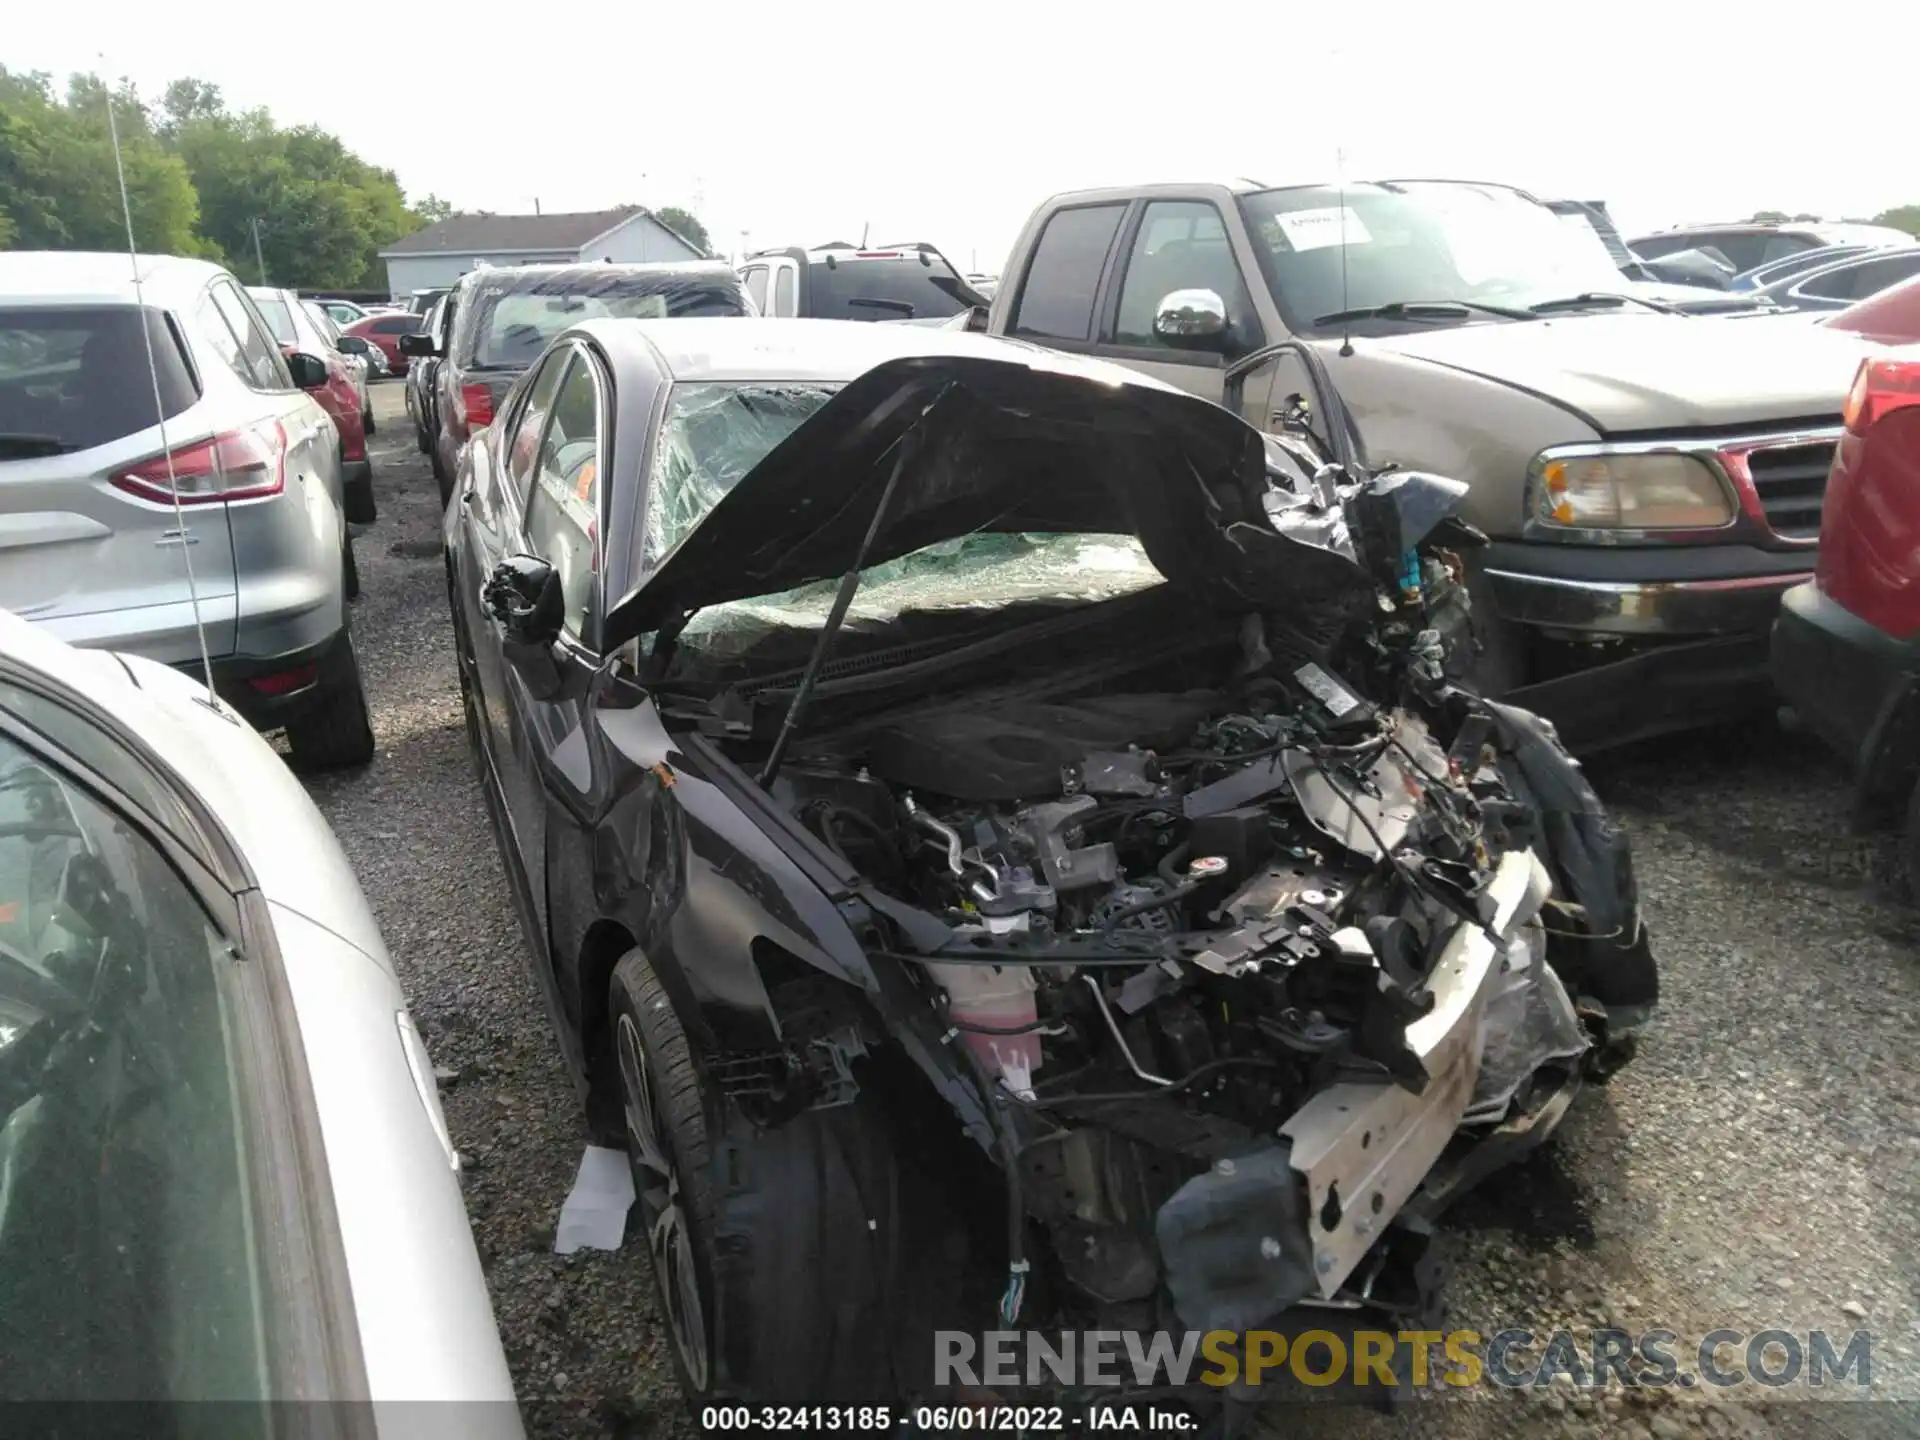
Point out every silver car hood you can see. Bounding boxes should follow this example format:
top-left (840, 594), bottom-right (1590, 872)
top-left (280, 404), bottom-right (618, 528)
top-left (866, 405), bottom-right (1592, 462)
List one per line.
top-left (1361, 311), bottom-right (1877, 432)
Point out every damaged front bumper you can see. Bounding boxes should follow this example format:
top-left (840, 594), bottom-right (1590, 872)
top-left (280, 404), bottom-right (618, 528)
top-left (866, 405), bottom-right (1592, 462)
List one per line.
top-left (1155, 849), bottom-right (1570, 1333)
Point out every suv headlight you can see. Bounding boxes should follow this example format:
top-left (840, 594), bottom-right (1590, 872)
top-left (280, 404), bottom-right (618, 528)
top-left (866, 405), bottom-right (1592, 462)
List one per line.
top-left (1527, 449), bottom-right (1736, 535)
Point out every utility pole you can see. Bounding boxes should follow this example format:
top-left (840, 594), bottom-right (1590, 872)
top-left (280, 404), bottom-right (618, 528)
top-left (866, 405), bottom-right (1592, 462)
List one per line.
top-left (250, 217), bottom-right (267, 284)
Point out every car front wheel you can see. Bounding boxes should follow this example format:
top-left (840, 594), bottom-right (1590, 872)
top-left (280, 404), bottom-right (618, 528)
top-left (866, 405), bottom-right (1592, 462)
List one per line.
top-left (607, 950), bottom-right (931, 1408)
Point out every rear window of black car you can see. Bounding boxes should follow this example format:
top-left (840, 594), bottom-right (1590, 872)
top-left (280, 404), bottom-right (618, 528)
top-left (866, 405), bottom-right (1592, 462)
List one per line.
top-left (0, 306), bottom-right (199, 457)
top-left (805, 256), bottom-right (971, 321)
top-left (462, 271), bottom-right (749, 370)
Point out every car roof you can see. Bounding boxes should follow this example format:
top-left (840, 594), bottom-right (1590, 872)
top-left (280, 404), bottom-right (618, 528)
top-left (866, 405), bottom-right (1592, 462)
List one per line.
top-left (0, 250), bottom-right (227, 306)
top-left (579, 315), bottom-right (1132, 387)
top-left (455, 260), bottom-right (736, 293)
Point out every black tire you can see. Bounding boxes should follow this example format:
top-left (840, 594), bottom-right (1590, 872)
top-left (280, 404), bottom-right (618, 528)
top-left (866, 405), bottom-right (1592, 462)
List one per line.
top-left (342, 533), bottom-right (360, 602)
top-left (431, 437), bottom-right (452, 506)
top-left (415, 420), bottom-right (431, 455)
top-left (1900, 780), bottom-right (1920, 904)
top-left (363, 406), bottom-right (377, 437)
top-left (285, 628), bottom-right (375, 772)
top-left (608, 952), bottom-right (923, 1407)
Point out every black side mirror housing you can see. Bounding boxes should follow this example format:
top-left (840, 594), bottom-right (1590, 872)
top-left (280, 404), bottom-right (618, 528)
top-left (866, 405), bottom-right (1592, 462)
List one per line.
top-left (398, 332), bottom-right (438, 358)
top-left (336, 334), bottom-right (370, 356)
top-left (285, 351), bottom-right (330, 390)
top-left (483, 555), bottom-right (568, 699)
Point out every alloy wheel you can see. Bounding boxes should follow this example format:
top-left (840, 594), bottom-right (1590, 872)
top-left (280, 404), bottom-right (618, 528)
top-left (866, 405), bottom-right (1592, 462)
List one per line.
top-left (616, 1012), bottom-right (711, 1390)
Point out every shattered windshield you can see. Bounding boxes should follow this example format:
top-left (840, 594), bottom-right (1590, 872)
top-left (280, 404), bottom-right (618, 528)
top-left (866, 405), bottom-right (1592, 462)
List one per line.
top-left (640, 380), bottom-right (1166, 661)
top-left (644, 383), bottom-right (841, 565)
top-left (678, 533), bottom-right (1164, 659)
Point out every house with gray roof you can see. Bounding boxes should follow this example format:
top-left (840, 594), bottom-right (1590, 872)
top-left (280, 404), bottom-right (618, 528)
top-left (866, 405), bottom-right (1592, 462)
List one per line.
top-left (377, 207), bottom-right (705, 298)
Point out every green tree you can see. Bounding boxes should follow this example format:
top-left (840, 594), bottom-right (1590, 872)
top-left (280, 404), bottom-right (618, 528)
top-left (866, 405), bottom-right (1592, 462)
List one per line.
top-left (1, 67), bottom-right (457, 284)
top-left (1874, 205), bottom-right (1920, 237)
top-left (0, 67), bottom-right (201, 255)
top-left (654, 205), bottom-right (711, 256)
top-left (413, 193), bottom-right (455, 225)
top-left (167, 92), bottom-right (420, 288)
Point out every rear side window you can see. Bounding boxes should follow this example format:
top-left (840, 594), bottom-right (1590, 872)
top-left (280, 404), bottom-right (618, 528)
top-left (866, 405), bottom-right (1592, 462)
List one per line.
top-left (249, 294), bottom-right (297, 347)
top-left (0, 307), bottom-right (199, 456)
top-left (803, 257), bottom-right (970, 321)
top-left (1828, 253), bottom-right (1920, 300)
top-left (207, 283), bottom-right (291, 390)
top-left (773, 267), bottom-right (796, 317)
top-left (1010, 204), bottom-right (1126, 342)
top-left (741, 266), bottom-right (769, 311)
top-left (372, 316), bottom-right (418, 335)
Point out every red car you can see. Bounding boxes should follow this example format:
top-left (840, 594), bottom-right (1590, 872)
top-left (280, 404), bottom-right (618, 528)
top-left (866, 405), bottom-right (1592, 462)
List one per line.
top-left (345, 310), bottom-right (427, 375)
top-left (1824, 272), bottom-right (1920, 346)
top-left (1770, 347), bottom-right (1920, 873)
top-left (249, 286), bottom-right (375, 524)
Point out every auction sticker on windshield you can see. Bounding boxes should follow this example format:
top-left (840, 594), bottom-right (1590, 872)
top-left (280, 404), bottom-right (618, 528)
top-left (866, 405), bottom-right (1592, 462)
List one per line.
top-left (1273, 207), bottom-right (1372, 252)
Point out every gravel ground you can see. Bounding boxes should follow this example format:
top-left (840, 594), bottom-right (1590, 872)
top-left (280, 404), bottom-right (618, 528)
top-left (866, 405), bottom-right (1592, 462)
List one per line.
top-left (305, 384), bottom-right (1917, 1438)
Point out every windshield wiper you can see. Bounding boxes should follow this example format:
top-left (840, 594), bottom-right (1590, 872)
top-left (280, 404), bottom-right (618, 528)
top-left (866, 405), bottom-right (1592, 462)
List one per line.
top-left (0, 434), bottom-right (77, 459)
top-left (846, 297), bottom-right (917, 317)
top-left (1313, 299), bottom-right (1533, 326)
top-left (1528, 292), bottom-right (1679, 316)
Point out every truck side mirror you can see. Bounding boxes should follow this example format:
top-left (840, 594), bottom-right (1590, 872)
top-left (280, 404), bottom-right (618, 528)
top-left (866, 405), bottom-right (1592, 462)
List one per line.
top-left (1154, 289), bottom-right (1228, 351)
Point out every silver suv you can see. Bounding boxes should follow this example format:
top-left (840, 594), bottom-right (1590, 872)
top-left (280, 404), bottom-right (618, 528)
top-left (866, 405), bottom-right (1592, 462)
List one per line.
top-left (0, 252), bottom-right (373, 770)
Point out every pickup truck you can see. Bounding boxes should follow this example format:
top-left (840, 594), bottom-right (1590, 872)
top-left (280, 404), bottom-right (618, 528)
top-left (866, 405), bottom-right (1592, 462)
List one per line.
top-left (978, 179), bottom-right (1878, 748)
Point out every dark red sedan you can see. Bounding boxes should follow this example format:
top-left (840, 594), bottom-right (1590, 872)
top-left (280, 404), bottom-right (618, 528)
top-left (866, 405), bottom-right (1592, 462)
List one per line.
top-left (249, 286), bottom-right (375, 524)
top-left (345, 310), bottom-right (427, 375)
top-left (1770, 347), bottom-right (1920, 877)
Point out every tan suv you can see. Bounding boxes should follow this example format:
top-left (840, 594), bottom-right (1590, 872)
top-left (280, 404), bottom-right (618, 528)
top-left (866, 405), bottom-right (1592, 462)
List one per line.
top-left (984, 179), bottom-right (1880, 749)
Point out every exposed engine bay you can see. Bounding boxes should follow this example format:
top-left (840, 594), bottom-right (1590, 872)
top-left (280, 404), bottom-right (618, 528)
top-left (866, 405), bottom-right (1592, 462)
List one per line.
top-left (678, 344), bottom-right (1661, 1353)
top-left (768, 605), bottom-right (1641, 1332)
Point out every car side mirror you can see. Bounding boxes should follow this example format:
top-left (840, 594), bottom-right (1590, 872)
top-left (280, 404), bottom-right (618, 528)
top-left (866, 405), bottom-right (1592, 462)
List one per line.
top-left (285, 351), bottom-right (330, 389)
top-left (398, 332), bottom-right (438, 358)
top-left (336, 334), bottom-right (371, 356)
top-left (482, 555), bottom-right (568, 699)
top-left (1154, 289), bottom-right (1229, 351)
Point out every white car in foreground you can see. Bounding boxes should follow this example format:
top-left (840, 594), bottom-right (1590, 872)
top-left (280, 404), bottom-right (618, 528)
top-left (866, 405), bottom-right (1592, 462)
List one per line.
top-left (0, 609), bottom-right (518, 1431)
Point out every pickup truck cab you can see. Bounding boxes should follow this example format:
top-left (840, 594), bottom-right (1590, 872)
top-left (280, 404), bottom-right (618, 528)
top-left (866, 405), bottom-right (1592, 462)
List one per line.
top-left (984, 179), bottom-right (1877, 748)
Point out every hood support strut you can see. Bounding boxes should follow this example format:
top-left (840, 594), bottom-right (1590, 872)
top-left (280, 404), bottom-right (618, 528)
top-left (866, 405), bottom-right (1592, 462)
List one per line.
top-left (755, 420), bottom-right (926, 788)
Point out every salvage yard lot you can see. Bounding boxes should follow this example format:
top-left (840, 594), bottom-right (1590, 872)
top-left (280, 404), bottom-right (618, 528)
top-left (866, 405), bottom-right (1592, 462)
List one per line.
top-left (316, 384), bottom-right (1919, 1439)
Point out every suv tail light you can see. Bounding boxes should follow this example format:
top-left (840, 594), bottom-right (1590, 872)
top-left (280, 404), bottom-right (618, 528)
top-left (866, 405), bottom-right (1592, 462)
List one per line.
top-left (110, 420), bottom-right (287, 505)
top-left (459, 382), bottom-right (494, 431)
top-left (1842, 355), bottom-right (1920, 435)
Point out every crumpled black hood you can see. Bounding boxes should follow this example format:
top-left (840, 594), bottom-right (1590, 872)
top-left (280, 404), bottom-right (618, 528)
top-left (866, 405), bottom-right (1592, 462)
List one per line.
top-left (604, 349), bottom-right (1371, 651)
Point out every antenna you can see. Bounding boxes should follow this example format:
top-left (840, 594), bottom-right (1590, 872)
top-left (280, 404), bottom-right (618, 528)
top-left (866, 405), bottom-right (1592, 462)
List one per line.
top-left (860, 221), bottom-right (870, 249)
top-left (1336, 147), bottom-right (1353, 358)
top-left (103, 66), bottom-right (218, 707)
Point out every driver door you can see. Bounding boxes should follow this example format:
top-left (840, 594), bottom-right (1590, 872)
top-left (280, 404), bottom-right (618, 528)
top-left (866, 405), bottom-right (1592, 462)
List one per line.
top-left (470, 342), bottom-right (606, 943)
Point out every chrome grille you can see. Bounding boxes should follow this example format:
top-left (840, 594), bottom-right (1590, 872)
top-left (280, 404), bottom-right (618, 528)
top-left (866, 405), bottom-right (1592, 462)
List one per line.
top-left (1743, 439), bottom-right (1835, 541)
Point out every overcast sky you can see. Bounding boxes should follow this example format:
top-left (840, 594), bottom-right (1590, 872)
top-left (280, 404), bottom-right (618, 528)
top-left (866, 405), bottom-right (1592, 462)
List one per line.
top-left (16, 1), bottom-right (1914, 272)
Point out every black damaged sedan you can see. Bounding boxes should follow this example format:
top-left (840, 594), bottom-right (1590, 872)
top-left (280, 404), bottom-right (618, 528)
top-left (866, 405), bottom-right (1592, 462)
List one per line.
top-left (444, 317), bottom-right (1658, 1412)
